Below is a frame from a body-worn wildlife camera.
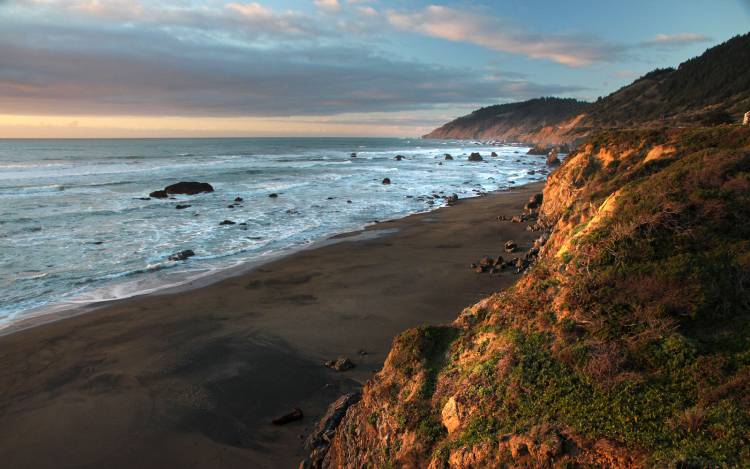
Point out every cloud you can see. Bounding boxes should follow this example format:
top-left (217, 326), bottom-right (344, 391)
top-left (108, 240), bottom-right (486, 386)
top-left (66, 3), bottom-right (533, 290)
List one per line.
top-left (314, 0), bottom-right (341, 13)
top-left (641, 33), bottom-right (711, 48)
top-left (386, 5), bottom-right (624, 67)
top-left (0, 19), bottom-right (584, 117)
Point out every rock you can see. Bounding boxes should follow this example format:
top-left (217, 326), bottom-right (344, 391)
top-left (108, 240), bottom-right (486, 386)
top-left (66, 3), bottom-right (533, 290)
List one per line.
top-left (149, 190), bottom-right (168, 198)
top-left (509, 437), bottom-right (530, 458)
top-left (137, 197), bottom-right (151, 200)
top-left (479, 256), bottom-right (494, 267)
top-left (394, 154), bottom-right (404, 161)
top-left (164, 181), bottom-right (214, 195)
top-left (546, 148), bottom-right (561, 166)
top-left (300, 393), bottom-right (361, 469)
top-left (527, 144), bottom-right (551, 155)
top-left (175, 204), bottom-right (191, 210)
top-left (511, 215), bottom-right (524, 223)
top-left (491, 151), bottom-right (498, 157)
top-left (347, 200), bottom-right (352, 204)
top-left (350, 152), bottom-right (357, 158)
top-left (744, 111), bottom-right (750, 126)
top-left (505, 240), bottom-right (517, 253)
top-left (494, 256), bottom-right (504, 266)
top-left (468, 152), bottom-right (483, 162)
top-left (530, 193), bottom-right (543, 205)
top-left (382, 178), bottom-right (391, 185)
top-left (269, 193), bottom-right (279, 198)
top-left (441, 396), bottom-right (461, 434)
top-left (234, 197), bottom-right (243, 202)
top-left (168, 249), bottom-right (195, 261)
top-left (324, 357), bottom-right (355, 371)
top-left (444, 154), bottom-right (453, 160)
top-left (272, 408), bottom-right (303, 425)
top-left (445, 194), bottom-right (459, 205)
top-left (219, 220), bottom-right (236, 225)
top-left (228, 204), bottom-right (235, 208)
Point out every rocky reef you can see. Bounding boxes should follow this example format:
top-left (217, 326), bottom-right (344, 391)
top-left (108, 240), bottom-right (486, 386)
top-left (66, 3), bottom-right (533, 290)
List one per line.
top-left (311, 125), bottom-right (750, 468)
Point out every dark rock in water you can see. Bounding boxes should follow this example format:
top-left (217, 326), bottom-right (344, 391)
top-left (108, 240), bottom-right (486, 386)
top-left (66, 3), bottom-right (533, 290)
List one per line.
top-left (220, 220), bottom-right (236, 225)
top-left (325, 357), bottom-right (355, 371)
top-left (228, 204), bottom-right (235, 208)
top-left (350, 152), bottom-right (357, 158)
top-left (394, 154), bottom-right (404, 161)
top-left (234, 197), bottom-right (243, 202)
top-left (468, 152), bottom-right (483, 161)
top-left (300, 393), bottom-right (361, 469)
top-left (269, 193), bottom-right (279, 198)
top-left (175, 204), bottom-right (191, 210)
top-left (444, 154), bottom-right (453, 160)
top-left (149, 190), bottom-right (168, 199)
top-left (347, 200), bottom-right (352, 204)
top-left (168, 250), bottom-right (195, 261)
top-left (445, 194), bottom-right (459, 205)
top-left (138, 197), bottom-right (152, 201)
top-left (505, 240), bottom-right (517, 253)
top-left (272, 408), bottom-right (303, 425)
top-left (527, 144), bottom-right (551, 155)
top-left (382, 178), bottom-right (391, 185)
top-left (164, 181), bottom-right (214, 195)
top-left (491, 151), bottom-right (498, 157)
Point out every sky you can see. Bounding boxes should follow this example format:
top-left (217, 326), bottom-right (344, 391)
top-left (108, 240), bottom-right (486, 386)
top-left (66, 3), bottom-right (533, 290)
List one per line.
top-left (0, 0), bottom-right (748, 138)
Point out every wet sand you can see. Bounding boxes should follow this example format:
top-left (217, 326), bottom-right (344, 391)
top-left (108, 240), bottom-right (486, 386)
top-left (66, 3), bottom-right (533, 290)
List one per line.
top-left (0, 182), bottom-right (543, 469)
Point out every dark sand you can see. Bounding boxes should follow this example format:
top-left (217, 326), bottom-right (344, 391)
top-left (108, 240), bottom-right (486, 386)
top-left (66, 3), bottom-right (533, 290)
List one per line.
top-left (0, 182), bottom-right (543, 469)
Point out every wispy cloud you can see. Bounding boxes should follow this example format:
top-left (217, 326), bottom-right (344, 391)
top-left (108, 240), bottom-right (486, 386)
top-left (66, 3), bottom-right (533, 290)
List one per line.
top-left (641, 32), bottom-right (711, 48)
top-left (386, 5), bottom-right (624, 67)
top-left (640, 33), bottom-right (711, 49)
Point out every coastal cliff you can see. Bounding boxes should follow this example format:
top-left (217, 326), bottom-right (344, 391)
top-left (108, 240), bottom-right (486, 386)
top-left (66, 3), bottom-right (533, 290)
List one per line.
top-left (311, 125), bottom-right (750, 468)
top-left (425, 33), bottom-right (750, 146)
top-left (423, 97), bottom-right (589, 144)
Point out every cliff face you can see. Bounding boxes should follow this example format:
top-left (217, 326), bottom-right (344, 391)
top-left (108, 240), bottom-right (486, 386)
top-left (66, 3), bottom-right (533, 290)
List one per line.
top-left (321, 125), bottom-right (750, 468)
top-left (423, 98), bottom-right (589, 144)
top-left (425, 33), bottom-right (750, 146)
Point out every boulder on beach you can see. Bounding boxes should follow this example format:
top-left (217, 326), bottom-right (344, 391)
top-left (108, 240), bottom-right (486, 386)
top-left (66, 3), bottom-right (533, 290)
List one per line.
top-left (546, 148), bottom-right (561, 166)
top-left (505, 240), bottom-right (517, 253)
top-left (445, 194), bottom-right (459, 205)
top-left (325, 357), bottom-right (355, 371)
top-left (272, 408), bottom-right (303, 425)
top-left (382, 178), bottom-right (391, 185)
top-left (468, 152), bottom-right (483, 161)
top-left (168, 249), bottom-right (195, 261)
top-left (164, 181), bottom-right (214, 195)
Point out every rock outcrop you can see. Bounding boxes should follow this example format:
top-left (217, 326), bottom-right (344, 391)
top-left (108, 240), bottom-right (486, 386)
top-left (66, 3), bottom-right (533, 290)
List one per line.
top-left (316, 126), bottom-right (750, 468)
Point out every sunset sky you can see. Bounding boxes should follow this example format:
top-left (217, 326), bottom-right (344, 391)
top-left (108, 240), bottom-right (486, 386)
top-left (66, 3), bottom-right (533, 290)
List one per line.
top-left (1, 0), bottom-right (748, 138)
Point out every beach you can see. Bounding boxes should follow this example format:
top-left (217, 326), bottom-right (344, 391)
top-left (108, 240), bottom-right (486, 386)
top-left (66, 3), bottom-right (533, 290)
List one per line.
top-left (0, 181), bottom-right (543, 469)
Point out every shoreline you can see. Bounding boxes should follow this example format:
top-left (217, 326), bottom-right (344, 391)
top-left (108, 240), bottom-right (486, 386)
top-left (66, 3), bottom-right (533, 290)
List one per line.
top-left (0, 181), bottom-right (544, 469)
top-left (0, 182), bottom-right (540, 337)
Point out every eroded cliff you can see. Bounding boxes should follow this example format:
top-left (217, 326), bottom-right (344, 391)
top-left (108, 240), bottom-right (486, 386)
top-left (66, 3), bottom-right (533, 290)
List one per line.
top-left (316, 125), bottom-right (750, 468)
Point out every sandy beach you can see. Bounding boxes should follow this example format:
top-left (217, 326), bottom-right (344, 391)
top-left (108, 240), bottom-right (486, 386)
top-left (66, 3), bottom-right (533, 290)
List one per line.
top-left (0, 182), bottom-right (543, 469)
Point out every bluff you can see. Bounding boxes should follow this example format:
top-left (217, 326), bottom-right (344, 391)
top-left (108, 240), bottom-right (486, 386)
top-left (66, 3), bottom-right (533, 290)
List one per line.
top-left (314, 125), bottom-right (750, 467)
top-left (425, 32), bottom-right (750, 145)
top-left (423, 97), bottom-right (589, 144)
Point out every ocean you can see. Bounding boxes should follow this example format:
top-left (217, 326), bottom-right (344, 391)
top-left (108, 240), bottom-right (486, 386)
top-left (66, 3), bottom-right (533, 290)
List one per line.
top-left (0, 137), bottom-right (548, 329)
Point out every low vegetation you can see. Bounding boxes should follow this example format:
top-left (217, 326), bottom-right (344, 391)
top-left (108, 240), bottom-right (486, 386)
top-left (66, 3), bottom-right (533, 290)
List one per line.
top-left (325, 125), bottom-right (750, 467)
